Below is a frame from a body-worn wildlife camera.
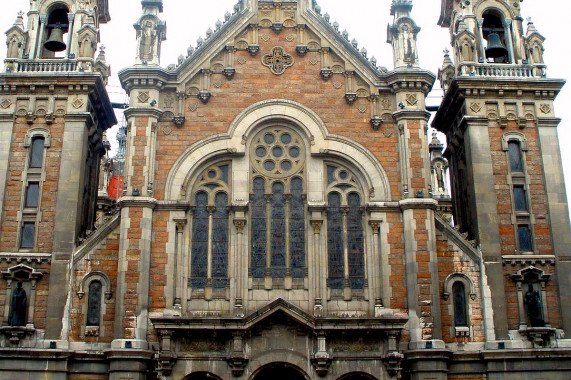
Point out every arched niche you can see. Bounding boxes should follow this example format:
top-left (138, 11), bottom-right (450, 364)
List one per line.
top-left (250, 362), bottom-right (309, 380)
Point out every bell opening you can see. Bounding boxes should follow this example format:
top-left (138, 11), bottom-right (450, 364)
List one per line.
top-left (485, 33), bottom-right (509, 59)
top-left (43, 7), bottom-right (70, 55)
top-left (482, 11), bottom-right (509, 63)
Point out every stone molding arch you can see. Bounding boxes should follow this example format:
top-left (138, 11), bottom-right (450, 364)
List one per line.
top-left (442, 273), bottom-right (477, 301)
top-left (337, 372), bottom-right (379, 380)
top-left (473, 0), bottom-right (517, 19)
top-left (183, 372), bottom-right (223, 380)
top-left (166, 99), bottom-right (391, 202)
top-left (248, 360), bottom-right (310, 380)
top-left (77, 271), bottom-right (112, 301)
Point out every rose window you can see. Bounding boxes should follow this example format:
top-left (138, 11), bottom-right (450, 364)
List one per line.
top-left (250, 127), bottom-right (306, 179)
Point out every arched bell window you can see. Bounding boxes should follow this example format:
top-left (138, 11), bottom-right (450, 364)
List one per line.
top-left (482, 11), bottom-right (509, 63)
top-left (42, 6), bottom-right (70, 59)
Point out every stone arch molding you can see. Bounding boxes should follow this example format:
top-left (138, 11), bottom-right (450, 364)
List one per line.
top-left (77, 271), bottom-right (112, 301)
top-left (166, 99), bottom-right (391, 202)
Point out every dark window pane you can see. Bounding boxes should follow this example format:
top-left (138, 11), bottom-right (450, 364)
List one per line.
top-left (518, 225), bottom-right (533, 252)
top-left (508, 141), bottom-right (523, 172)
top-left (513, 186), bottom-right (528, 211)
top-left (289, 177), bottom-right (305, 278)
top-left (327, 192), bottom-right (344, 289)
top-left (20, 222), bottom-right (35, 249)
top-left (251, 177), bottom-right (266, 278)
top-left (326, 165), bottom-right (336, 185)
top-left (453, 282), bottom-right (468, 327)
top-left (211, 192), bottom-right (229, 289)
top-left (87, 280), bottom-right (102, 326)
top-left (347, 192), bottom-right (364, 289)
top-left (29, 137), bottom-right (45, 168)
top-left (191, 192), bottom-right (209, 288)
top-left (270, 182), bottom-right (286, 278)
top-left (25, 183), bottom-right (40, 208)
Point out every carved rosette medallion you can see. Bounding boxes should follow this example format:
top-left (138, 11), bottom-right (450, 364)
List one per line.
top-left (262, 46), bottom-right (294, 75)
top-left (539, 104), bottom-right (551, 114)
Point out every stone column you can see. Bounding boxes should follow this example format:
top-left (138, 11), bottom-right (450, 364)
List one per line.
top-left (46, 113), bottom-right (89, 339)
top-left (476, 18), bottom-right (486, 62)
top-left (503, 19), bottom-right (515, 64)
top-left (233, 218), bottom-right (246, 317)
top-left (0, 114), bottom-right (14, 227)
top-left (35, 15), bottom-right (46, 59)
top-left (65, 13), bottom-right (75, 59)
top-left (537, 117), bottom-right (571, 335)
top-left (173, 218), bottom-right (187, 310)
top-left (311, 219), bottom-right (323, 316)
top-left (369, 220), bottom-right (383, 313)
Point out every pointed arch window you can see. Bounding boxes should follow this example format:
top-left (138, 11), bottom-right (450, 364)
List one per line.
top-left (326, 165), bottom-right (365, 291)
top-left (249, 127), bottom-right (307, 282)
top-left (190, 164), bottom-right (230, 293)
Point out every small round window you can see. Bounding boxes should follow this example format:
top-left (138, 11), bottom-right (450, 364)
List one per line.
top-left (250, 126), bottom-right (306, 179)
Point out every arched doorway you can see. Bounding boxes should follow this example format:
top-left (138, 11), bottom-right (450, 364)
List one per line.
top-left (338, 373), bottom-right (378, 380)
top-left (252, 363), bottom-right (307, 380)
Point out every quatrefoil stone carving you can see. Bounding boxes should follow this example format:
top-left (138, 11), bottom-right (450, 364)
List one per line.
top-left (262, 46), bottom-right (294, 75)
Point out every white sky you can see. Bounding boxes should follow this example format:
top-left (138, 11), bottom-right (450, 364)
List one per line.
top-left (1, 0), bottom-right (570, 220)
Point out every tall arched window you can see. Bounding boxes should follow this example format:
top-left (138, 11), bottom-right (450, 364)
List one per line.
top-left (190, 164), bottom-right (230, 293)
top-left (508, 141), bottom-right (524, 172)
top-left (87, 280), bottom-right (102, 326)
top-left (249, 127), bottom-right (306, 282)
top-left (452, 281), bottom-right (468, 327)
top-left (29, 136), bottom-right (45, 169)
top-left (326, 165), bottom-right (365, 291)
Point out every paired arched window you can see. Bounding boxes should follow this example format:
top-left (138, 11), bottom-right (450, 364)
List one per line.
top-left (190, 164), bottom-right (230, 290)
top-left (326, 165), bottom-right (365, 290)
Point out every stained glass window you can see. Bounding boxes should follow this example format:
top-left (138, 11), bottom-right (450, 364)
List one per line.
top-left (508, 141), bottom-right (523, 172)
top-left (87, 280), bottom-right (102, 326)
top-left (513, 186), bottom-right (528, 211)
top-left (20, 222), bottom-right (35, 249)
top-left (270, 182), bottom-right (286, 278)
top-left (327, 192), bottom-right (344, 289)
top-left (29, 137), bottom-right (45, 168)
top-left (25, 183), bottom-right (39, 208)
top-left (518, 225), bottom-right (533, 252)
top-left (347, 192), bottom-right (364, 289)
top-left (453, 282), bottom-right (468, 327)
top-left (212, 192), bottom-right (229, 289)
top-left (251, 177), bottom-right (267, 278)
top-left (290, 177), bottom-right (305, 278)
top-left (191, 191), bottom-right (209, 288)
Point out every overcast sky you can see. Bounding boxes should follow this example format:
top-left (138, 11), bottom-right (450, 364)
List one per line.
top-left (1, 0), bottom-right (570, 218)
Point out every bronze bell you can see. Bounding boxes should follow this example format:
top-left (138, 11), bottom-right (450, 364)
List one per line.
top-left (44, 26), bottom-right (67, 52)
top-left (485, 33), bottom-right (508, 59)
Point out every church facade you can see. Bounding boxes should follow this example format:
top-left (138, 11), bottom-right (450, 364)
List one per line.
top-left (0, 0), bottom-right (570, 379)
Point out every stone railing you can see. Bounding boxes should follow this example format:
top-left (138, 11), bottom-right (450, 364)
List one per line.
top-left (458, 62), bottom-right (547, 79)
top-left (4, 58), bottom-right (95, 74)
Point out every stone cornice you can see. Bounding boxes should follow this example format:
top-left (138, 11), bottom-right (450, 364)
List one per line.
top-left (384, 70), bottom-right (436, 94)
top-left (117, 196), bottom-right (157, 210)
top-left (154, 201), bottom-right (191, 211)
top-left (399, 198), bottom-right (438, 211)
top-left (393, 110), bottom-right (432, 122)
top-left (124, 107), bottom-right (165, 120)
top-left (0, 252), bottom-right (51, 264)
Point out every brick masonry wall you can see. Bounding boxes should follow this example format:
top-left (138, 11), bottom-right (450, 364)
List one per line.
top-left (70, 229), bottom-right (120, 342)
top-left (152, 29), bottom-right (402, 201)
top-left (0, 117), bottom-right (64, 252)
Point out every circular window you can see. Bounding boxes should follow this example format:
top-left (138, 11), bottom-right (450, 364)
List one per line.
top-left (207, 170), bottom-right (217, 179)
top-left (281, 133), bottom-right (292, 144)
top-left (289, 146), bottom-right (300, 158)
top-left (281, 160), bottom-right (292, 171)
top-left (264, 160), bottom-right (276, 171)
top-left (272, 146), bottom-right (283, 158)
top-left (264, 133), bottom-right (275, 144)
top-left (339, 170), bottom-right (348, 180)
top-left (256, 146), bottom-right (267, 158)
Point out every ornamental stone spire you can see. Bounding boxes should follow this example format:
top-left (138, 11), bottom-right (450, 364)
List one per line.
top-left (387, 0), bottom-right (420, 69)
top-left (135, 0), bottom-right (166, 65)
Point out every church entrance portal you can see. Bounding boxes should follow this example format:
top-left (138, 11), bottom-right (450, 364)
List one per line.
top-left (252, 363), bottom-right (306, 380)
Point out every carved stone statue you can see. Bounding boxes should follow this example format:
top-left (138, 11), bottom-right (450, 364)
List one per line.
top-left (140, 21), bottom-right (156, 61)
top-left (9, 281), bottom-right (27, 326)
top-left (524, 284), bottom-right (544, 327)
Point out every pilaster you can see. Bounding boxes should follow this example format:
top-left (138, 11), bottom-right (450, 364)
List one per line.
top-left (0, 115), bottom-right (15, 227)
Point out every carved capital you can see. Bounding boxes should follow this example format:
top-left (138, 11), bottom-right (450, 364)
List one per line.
top-left (311, 220), bottom-right (323, 234)
top-left (233, 218), bottom-right (247, 233)
top-left (296, 45), bottom-right (308, 56)
top-left (345, 93), bottom-right (357, 104)
top-left (370, 116), bottom-right (383, 130)
top-left (224, 67), bottom-right (236, 80)
top-left (227, 355), bottom-right (249, 377)
top-left (198, 91), bottom-right (211, 104)
top-left (369, 220), bottom-right (382, 233)
top-left (320, 68), bottom-right (332, 80)
top-left (173, 115), bottom-right (185, 128)
top-left (247, 44), bottom-right (260, 57)
top-left (174, 218), bottom-right (187, 230)
top-left (383, 351), bottom-right (404, 378)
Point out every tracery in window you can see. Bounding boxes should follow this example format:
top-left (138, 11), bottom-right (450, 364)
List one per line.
top-left (326, 165), bottom-right (365, 290)
top-left (190, 163), bottom-right (230, 291)
top-left (249, 126), bottom-right (306, 280)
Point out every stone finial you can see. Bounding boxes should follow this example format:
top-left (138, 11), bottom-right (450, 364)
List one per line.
top-left (96, 45), bottom-right (107, 62)
top-left (526, 17), bottom-right (537, 36)
top-left (141, 0), bottom-right (163, 13)
top-left (14, 11), bottom-right (25, 28)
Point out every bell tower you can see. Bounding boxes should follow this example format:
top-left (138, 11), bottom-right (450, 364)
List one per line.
top-left (434, 0), bottom-right (571, 342)
top-left (0, 0), bottom-right (116, 339)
